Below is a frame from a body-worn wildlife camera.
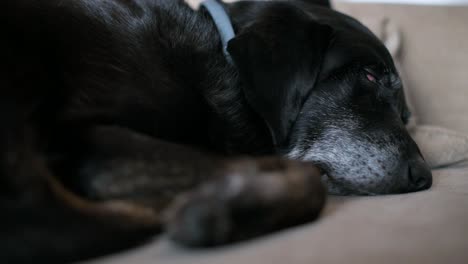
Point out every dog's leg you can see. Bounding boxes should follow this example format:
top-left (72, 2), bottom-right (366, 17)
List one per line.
top-left (164, 158), bottom-right (325, 246)
top-left (0, 124), bottom-right (324, 263)
top-left (0, 122), bottom-right (162, 264)
top-left (70, 126), bottom-right (326, 247)
top-left (0, 122), bottom-right (324, 263)
top-left (1, 197), bottom-right (159, 264)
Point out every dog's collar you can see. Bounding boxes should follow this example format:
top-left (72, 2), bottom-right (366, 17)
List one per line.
top-left (201, 0), bottom-right (235, 64)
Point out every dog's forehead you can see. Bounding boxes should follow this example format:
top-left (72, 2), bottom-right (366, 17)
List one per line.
top-left (299, 6), bottom-right (395, 73)
top-left (320, 34), bottom-right (395, 78)
top-left (300, 4), bottom-right (374, 35)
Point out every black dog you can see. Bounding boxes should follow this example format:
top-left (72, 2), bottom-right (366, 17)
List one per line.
top-left (0, 0), bottom-right (432, 263)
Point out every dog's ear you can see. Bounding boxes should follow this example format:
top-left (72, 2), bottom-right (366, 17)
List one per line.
top-left (227, 16), bottom-right (332, 148)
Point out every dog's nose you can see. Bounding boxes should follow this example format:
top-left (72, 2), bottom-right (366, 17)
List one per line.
top-left (396, 140), bottom-right (432, 193)
top-left (406, 160), bottom-right (432, 192)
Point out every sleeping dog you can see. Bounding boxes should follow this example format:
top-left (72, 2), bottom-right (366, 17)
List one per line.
top-left (0, 0), bottom-right (432, 263)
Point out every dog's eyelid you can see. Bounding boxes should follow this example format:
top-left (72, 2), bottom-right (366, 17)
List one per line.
top-left (366, 73), bottom-right (377, 83)
top-left (363, 68), bottom-right (378, 83)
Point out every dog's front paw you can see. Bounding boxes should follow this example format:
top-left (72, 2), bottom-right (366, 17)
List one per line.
top-left (163, 158), bottom-right (326, 247)
top-left (163, 193), bottom-right (233, 247)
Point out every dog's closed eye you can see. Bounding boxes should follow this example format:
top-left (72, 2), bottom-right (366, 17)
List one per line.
top-left (364, 69), bottom-right (378, 83)
top-left (366, 73), bottom-right (377, 83)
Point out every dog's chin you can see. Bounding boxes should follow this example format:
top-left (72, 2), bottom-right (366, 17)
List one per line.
top-left (321, 172), bottom-right (386, 196)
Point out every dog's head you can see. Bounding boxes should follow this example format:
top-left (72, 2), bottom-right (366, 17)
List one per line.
top-left (226, 0), bottom-right (432, 195)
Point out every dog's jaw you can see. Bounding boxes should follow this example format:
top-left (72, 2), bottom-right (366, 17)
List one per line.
top-left (286, 127), bottom-right (407, 195)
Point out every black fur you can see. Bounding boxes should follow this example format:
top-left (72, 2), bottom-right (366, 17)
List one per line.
top-left (0, 0), bottom-right (431, 263)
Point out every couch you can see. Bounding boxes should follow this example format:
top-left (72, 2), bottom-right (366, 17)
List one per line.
top-left (87, 1), bottom-right (468, 263)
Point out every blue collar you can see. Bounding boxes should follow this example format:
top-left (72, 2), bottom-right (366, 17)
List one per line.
top-left (201, 0), bottom-right (235, 64)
